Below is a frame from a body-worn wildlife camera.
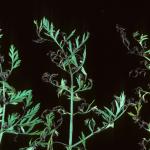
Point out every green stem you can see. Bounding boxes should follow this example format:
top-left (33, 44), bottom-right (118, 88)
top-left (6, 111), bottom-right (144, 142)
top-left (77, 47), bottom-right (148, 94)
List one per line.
top-left (69, 73), bottom-right (74, 149)
top-left (0, 104), bottom-right (6, 143)
top-left (71, 124), bottom-right (111, 149)
top-left (47, 134), bottom-right (53, 150)
top-left (71, 109), bottom-right (126, 149)
top-left (51, 33), bottom-right (75, 149)
top-left (0, 81), bottom-right (6, 143)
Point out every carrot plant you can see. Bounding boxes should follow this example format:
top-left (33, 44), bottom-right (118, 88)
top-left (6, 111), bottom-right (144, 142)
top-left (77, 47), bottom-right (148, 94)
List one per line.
top-left (0, 19), bottom-right (128, 150)
top-left (0, 30), bottom-right (41, 146)
top-left (33, 17), bottom-right (127, 150)
top-left (0, 30), bottom-right (57, 150)
top-left (117, 25), bottom-right (150, 150)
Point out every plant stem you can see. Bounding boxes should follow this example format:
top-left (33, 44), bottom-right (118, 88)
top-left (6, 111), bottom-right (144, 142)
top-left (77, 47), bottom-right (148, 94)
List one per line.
top-left (71, 123), bottom-right (113, 149)
top-left (0, 81), bottom-right (6, 143)
top-left (69, 73), bottom-right (74, 149)
top-left (0, 104), bottom-right (5, 143)
top-left (47, 134), bottom-right (53, 150)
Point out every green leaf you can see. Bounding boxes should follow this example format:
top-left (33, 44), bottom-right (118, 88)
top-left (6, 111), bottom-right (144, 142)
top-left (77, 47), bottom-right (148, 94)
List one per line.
top-left (20, 147), bottom-right (35, 150)
top-left (133, 32), bottom-right (149, 47)
top-left (42, 17), bottom-right (50, 31)
top-left (26, 147), bottom-right (34, 150)
top-left (20, 103), bottom-right (40, 124)
top-left (42, 17), bottom-right (55, 37)
top-left (25, 91), bottom-right (33, 107)
top-left (68, 40), bottom-right (73, 53)
top-left (97, 92), bottom-right (126, 124)
top-left (71, 54), bottom-right (78, 67)
top-left (62, 59), bottom-right (69, 71)
top-left (100, 109), bottom-right (112, 122)
top-left (119, 92), bottom-right (125, 108)
top-left (104, 107), bottom-right (115, 118)
top-left (113, 92), bottom-right (125, 116)
top-left (115, 100), bottom-right (120, 115)
top-left (44, 112), bottom-right (54, 129)
top-left (75, 36), bottom-right (80, 48)
top-left (54, 29), bottom-right (60, 40)
top-left (144, 49), bottom-right (150, 54)
top-left (76, 74), bottom-right (83, 89)
top-left (57, 79), bottom-right (68, 97)
top-left (9, 90), bottom-right (32, 105)
top-left (18, 103), bottom-right (41, 134)
top-left (79, 132), bottom-right (86, 149)
top-left (81, 67), bottom-right (87, 77)
top-left (82, 32), bottom-right (90, 43)
top-left (128, 112), bottom-right (136, 117)
top-left (61, 78), bottom-right (66, 88)
top-left (66, 29), bottom-right (76, 41)
top-left (50, 22), bottom-right (54, 36)
top-left (7, 113), bottom-right (19, 128)
top-left (79, 46), bottom-right (86, 67)
top-left (9, 44), bottom-right (21, 71)
top-left (82, 33), bottom-right (86, 42)
top-left (0, 81), bottom-right (15, 95)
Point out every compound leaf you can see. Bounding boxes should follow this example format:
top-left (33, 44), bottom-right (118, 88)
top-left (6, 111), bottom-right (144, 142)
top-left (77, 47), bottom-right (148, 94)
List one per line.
top-left (9, 44), bottom-right (21, 71)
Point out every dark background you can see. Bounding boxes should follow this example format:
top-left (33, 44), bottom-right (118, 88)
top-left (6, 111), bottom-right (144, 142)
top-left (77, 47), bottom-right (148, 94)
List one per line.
top-left (0, 1), bottom-right (150, 150)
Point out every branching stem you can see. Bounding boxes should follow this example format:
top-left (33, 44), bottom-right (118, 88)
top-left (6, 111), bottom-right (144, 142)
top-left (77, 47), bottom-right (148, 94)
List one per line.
top-left (71, 124), bottom-right (110, 148)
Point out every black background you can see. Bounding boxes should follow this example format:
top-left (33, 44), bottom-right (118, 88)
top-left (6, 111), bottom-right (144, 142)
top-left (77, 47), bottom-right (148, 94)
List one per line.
top-left (0, 1), bottom-right (150, 150)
